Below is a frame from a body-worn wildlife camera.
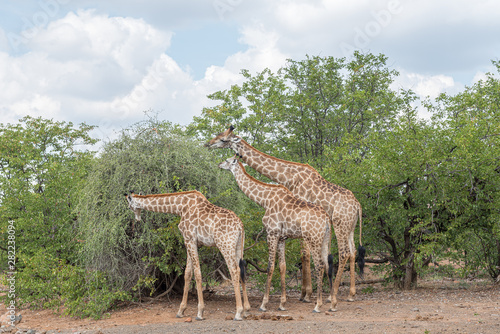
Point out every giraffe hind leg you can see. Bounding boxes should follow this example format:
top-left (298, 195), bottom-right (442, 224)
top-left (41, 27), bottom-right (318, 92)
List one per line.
top-left (329, 249), bottom-right (349, 312)
top-left (277, 240), bottom-right (287, 311)
top-left (347, 231), bottom-right (357, 302)
top-left (299, 240), bottom-right (312, 303)
top-left (259, 235), bottom-right (279, 312)
top-left (176, 252), bottom-right (193, 318)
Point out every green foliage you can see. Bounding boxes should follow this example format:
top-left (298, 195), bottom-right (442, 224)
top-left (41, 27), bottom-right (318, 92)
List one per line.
top-left (76, 117), bottom-right (254, 313)
top-left (189, 52), bottom-right (408, 169)
top-left (0, 116), bottom-right (97, 314)
top-left (2, 54), bottom-right (498, 320)
top-left (190, 53), bottom-right (500, 287)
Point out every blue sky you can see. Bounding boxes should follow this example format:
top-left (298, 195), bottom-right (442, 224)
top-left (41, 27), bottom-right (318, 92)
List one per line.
top-left (0, 0), bottom-right (499, 142)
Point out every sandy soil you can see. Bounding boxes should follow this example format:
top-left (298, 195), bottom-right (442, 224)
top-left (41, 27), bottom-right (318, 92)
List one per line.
top-left (3, 274), bottom-right (500, 334)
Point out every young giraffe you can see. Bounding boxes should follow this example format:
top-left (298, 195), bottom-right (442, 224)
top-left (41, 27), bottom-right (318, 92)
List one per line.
top-left (125, 190), bottom-right (250, 321)
top-left (218, 156), bottom-right (333, 313)
top-left (207, 126), bottom-right (365, 311)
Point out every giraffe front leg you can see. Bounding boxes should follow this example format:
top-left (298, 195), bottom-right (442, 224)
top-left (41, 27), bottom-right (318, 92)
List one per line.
top-left (176, 254), bottom-right (193, 318)
top-left (259, 235), bottom-right (278, 312)
top-left (299, 240), bottom-right (312, 303)
top-left (277, 240), bottom-right (287, 311)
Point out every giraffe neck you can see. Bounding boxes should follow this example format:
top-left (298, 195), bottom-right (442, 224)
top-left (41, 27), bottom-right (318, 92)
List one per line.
top-left (233, 139), bottom-right (293, 186)
top-left (231, 161), bottom-right (280, 209)
top-left (131, 191), bottom-right (202, 216)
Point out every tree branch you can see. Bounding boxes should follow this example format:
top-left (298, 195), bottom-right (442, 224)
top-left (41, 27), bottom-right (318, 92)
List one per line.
top-left (246, 259), bottom-right (267, 273)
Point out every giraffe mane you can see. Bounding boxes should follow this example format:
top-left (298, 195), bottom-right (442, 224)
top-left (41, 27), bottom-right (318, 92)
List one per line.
top-left (240, 139), bottom-right (319, 173)
top-left (131, 190), bottom-right (203, 199)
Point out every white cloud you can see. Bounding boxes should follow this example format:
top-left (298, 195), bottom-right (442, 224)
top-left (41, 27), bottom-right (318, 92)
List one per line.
top-left (395, 71), bottom-right (458, 100)
top-left (1, 0), bottom-right (499, 139)
top-left (0, 10), bottom-right (178, 130)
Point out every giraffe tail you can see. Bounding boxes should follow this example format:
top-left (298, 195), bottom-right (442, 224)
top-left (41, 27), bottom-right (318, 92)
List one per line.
top-left (239, 259), bottom-right (247, 283)
top-left (327, 254), bottom-right (334, 288)
top-left (357, 203), bottom-right (366, 279)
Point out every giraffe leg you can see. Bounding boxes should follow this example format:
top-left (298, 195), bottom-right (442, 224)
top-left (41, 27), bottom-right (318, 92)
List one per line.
top-left (347, 232), bottom-right (357, 302)
top-left (299, 240), bottom-right (312, 303)
top-left (259, 235), bottom-right (278, 312)
top-left (241, 273), bottom-right (251, 316)
top-left (329, 248), bottom-right (349, 312)
top-left (220, 249), bottom-right (244, 321)
top-left (176, 253), bottom-right (193, 318)
top-left (310, 245), bottom-right (325, 313)
top-left (277, 240), bottom-right (287, 311)
top-left (236, 232), bottom-right (251, 317)
top-left (183, 244), bottom-right (205, 320)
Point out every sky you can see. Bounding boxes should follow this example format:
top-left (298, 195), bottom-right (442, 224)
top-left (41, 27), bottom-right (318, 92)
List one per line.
top-left (0, 0), bottom-right (499, 143)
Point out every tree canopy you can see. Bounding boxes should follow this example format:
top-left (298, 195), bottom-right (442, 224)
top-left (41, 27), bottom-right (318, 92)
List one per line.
top-left (1, 55), bottom-right (499, 318)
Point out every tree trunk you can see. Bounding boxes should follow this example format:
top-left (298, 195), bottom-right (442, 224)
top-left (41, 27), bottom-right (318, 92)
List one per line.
top-left (403, 253), bottom-right (418, 289)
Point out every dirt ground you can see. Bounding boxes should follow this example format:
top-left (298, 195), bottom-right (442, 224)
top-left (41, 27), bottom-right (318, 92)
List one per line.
top-left (3, 274), bottom-right (500, 334)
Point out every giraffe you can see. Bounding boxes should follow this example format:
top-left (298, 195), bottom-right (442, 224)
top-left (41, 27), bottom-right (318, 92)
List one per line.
top-left (207, 126), bottom-right (365, 312)
top-left (218, 156), bottom-right (333, 313)
top-left (125, 190), bottom-right (251, 321)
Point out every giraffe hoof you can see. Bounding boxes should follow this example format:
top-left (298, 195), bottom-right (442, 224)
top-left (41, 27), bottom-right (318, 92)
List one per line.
top-left (278, 307), bottom-right (286, 311)
top-left (258, 308), bottom-right (267, 312)
top-left (328, 308), bottom-right (337, 312)
top-left (234, 317), bottom-right (243, 321)
top-left (347, 298), bottom-right (355, 302)
top-left (175, 314), bottom-right (183, 318)
top-left (301, 299), bottom-right (312, 303)
top-left (195, 316), bottom-right (204, 321)
top-left (312, 309), bottom-right (321, 313)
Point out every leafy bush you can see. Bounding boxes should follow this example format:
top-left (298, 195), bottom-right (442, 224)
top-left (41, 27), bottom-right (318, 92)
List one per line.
top-left (0, 116), bottom-right (97, 315)
top-left (76, 118), bottom-right (255, 314)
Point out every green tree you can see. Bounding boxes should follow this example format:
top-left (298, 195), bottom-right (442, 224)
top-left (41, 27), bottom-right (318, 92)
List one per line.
top-left (76, 118), bottom-right (260, 314)
top-left (326, 60), bottom-right (500, 287)
top-left (428, 60), bottom-right (500, 281)
top-left (326, 108), bottom-right (444, 288)
top-left (0, 116), bottom-right (97, 311)
top-left (189, 52), bottom-right (409, 169)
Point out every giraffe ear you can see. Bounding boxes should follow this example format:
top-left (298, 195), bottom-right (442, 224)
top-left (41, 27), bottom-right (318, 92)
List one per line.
top-left (229, 125), bottom-right (235, 132)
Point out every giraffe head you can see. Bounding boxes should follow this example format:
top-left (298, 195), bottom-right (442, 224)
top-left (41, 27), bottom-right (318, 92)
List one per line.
top-left (205, 125), bottom-right (242, 150)
top-left (218, 155), bottom-right (240, 172)
top-left (125, 193), bottom-right (142, 221)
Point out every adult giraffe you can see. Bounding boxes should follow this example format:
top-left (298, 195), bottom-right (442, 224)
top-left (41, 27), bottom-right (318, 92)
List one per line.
top-left (219, 156), bottom-right (332, 313)
top-left (206, 126), bottom-right (365, 311)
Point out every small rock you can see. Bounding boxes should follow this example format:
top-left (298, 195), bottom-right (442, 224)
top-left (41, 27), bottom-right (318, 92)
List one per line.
top-left (260, 313), bottom-right (271, 320)
top-left (225, 315), bottom-right (233, 321)
top-left (412, 307), bottom-right (419, 312)
top-left (184, 317), bottom-right (192, 323)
